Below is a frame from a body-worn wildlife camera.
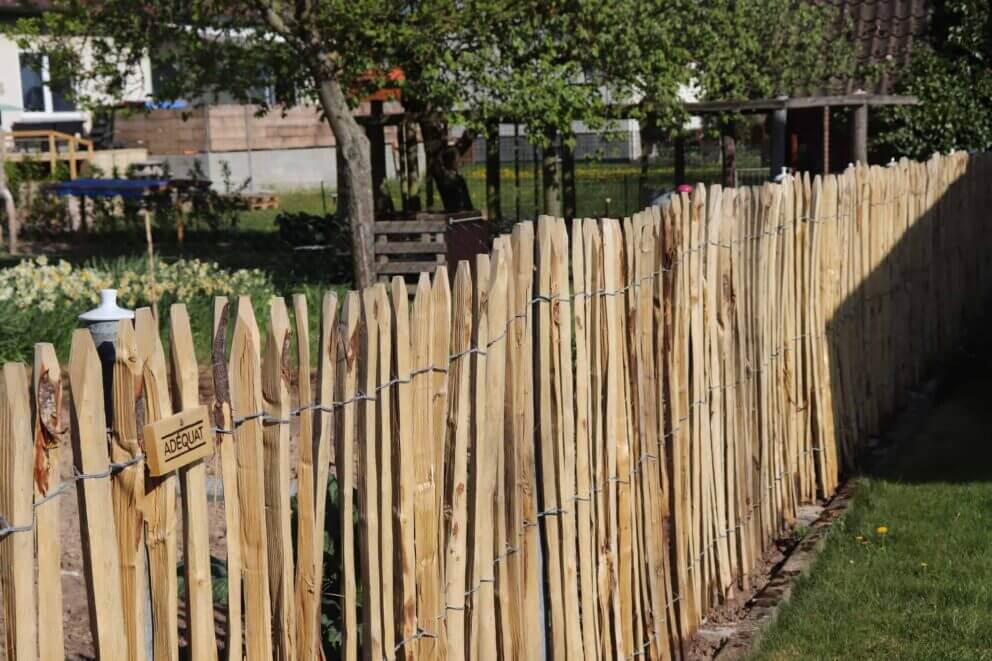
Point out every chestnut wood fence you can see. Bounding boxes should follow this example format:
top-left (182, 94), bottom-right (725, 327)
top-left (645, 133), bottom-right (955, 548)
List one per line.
top-left (1, 151), bottom-right (990, 660)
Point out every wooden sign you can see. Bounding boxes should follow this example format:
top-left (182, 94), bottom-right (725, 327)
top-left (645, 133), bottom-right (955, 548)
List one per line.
top-left (142, 405), bottom-right (213, 476)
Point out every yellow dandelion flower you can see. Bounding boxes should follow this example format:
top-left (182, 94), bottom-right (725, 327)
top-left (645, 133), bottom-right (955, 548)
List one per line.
top-left (876, 526), bottom-right (888, 536)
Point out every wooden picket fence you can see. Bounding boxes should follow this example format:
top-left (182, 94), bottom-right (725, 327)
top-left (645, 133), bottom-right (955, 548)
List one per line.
top-left (1, 151), bottom-right (990, 660)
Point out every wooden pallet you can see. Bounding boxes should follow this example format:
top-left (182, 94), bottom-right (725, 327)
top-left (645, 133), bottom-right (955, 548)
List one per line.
top-left (374, 216), bottom-right (448, 288)
top-left (241, 193), bottom-right (280, 211)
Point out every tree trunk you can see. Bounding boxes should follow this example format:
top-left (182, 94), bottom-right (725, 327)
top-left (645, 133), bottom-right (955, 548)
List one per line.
top-left (318, 78), bottom-right (376, 289)
top-left (0, 148), bottom-right (16, 254)
top-left (419, 113), bottom-right (477, 211)
top-left (721, 122), bottom-right (736, 189)
top-left (542, 129), bottom-right (561, 217)
top-left (402, 118), bottom-right (421, 212)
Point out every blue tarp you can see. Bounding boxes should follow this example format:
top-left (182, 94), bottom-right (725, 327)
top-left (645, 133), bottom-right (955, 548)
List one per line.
top-left (48, 178), bottom-right (170, 199)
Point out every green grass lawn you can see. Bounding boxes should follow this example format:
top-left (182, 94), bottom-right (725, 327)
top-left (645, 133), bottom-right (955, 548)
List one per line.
top-left (750, 368), bottom-right (992, 661)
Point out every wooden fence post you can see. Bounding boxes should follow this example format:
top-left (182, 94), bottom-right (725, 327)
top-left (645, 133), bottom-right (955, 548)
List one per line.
top-left (390, 277), bottom-right (417, 661)
top-left (169, 304), bottom-right (218, 661)
top-left (311, 291), bottom-right (339, 660)
top-left (211, 298), bottom-right (243, 661)
top-left (68, 329), bottom-right (127, 659)
top-left (230, 298), bottom-right (273, 660)
top-left (1, 362), bottom-right (37, 660)
top-left (444, 261), bottom-right (473, 659)
top-left (135, 308), bottom-right (179, 661)
top-left (338, 291), bottom-right (360, 661)
top-left (293, 293), bottom-right (320, 660)
top-left (108, 319), bottom-right (147, 661)
top-left (261, 297), bottom-right (296, 661)
top-left (33, 344), bottom-right (64, 661)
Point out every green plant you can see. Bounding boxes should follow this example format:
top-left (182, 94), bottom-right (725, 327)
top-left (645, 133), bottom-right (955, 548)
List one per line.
top-left (274, 211), bottom-right (353, 283)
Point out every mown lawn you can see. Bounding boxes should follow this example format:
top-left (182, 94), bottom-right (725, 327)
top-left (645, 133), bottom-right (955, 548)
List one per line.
top-left (750, 369), bottom-right (992, 661)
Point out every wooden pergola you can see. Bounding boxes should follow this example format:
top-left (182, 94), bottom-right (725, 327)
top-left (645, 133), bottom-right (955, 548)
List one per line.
top-left (683, 92), bottom-right (919, 186)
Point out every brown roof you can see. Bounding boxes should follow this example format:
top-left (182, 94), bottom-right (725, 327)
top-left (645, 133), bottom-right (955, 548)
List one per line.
top-left (817, 0), bottom-right (931, 94)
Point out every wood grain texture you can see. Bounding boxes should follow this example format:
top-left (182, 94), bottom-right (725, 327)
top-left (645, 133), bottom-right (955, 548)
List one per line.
top-left (108, 319), bottom-right (147, 661)
top-left (411, 273), bottom-right (444, 659)
top-left (358, 286), bottom-right (384, 661)
top-left (135, 309), bottom-right (179, 661)
top-left (169, 304), bottom-right (218, 661)
top-left (33, 343), bottom-right (64, 661)
top-left (211, 297), bottom-right (243, 661)
top-left (261, 297), bottom-right (296, 661)
top-left (338, 291), bottom-right (361, 661)
top-left (444, 261), bottom-right (472, 659)
top-left (312, 291), bottom-right (339, 659)
top-left (1, 362), bottom-right (37, 660)
top-left (389, 277), bottom-right (417, 661)
top-left (68, 329), bottom-right (127, 659)
top-left (229, 298), bottom-right (273, 660)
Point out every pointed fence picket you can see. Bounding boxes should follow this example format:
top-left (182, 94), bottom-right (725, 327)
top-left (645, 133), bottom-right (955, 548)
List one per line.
top-left (0, 152), bottom-right (990, 660)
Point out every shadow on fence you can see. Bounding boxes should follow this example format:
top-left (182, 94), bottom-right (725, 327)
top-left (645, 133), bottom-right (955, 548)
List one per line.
top-left (0, 152), bottom-right (989, 660)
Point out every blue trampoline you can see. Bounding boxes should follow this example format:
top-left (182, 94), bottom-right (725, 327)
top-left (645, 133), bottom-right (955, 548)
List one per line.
top-left (47, 178), bottom-right (171, 199)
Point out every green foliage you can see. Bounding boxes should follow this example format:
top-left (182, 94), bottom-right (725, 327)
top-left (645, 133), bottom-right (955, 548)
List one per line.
top-left (274, 211), bottom-right (353, 283)
top-left (2, 0), bottom-right (844, 150)
top-left (0, 256), bottom-right (274, 363)
top-left (876, 0), bottom-right (992, 158)
top-left (691, 0), bottom-right (856, 103)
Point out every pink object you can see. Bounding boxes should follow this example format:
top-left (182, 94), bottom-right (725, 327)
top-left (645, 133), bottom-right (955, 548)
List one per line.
top-left (676, 184), bottom-right (693, 194)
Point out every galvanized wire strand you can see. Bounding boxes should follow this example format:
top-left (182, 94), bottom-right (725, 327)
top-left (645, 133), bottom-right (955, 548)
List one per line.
top-left (0, 453), bottom-right (145, 539)
top-left (0, 200), bottom-right (918, 661)
top-left (0, 206), bottom-right (888, 553)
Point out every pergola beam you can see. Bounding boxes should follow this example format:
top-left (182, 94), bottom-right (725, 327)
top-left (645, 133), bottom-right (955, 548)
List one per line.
top-left (684, 94), bottom-right (919, 115)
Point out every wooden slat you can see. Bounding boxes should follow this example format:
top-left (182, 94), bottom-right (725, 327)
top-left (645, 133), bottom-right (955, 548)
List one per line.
top-left (535, 216), bottom-right (568, 657)
top-left (431, 267), bottom-right (452, 647)
top-left (293, 293), bottom-right (320, 660)
top-left (492, 235), bottom-right (516, 661)
top-left (585, 217), bottom-right (615, 659)
top-left (135, 309), bottom-right (179, 661)
top-left (378, 260), bottom-right (448, 275)
top-left (550, 217), bottom-right (584, 660)
top-left (468, 252), bottom-right (496, 661)
top-left (33, 343), bottom-right (64, 661)
top-left (261, 297), bottom-right (296, 661)
top-left (229, 298), bottom-right (273, 660)
top-left (338, 292), bottom-right (360, 661)
top-left (389, 277), bottom-right (417, 661)
top-left (375, 241), bottom-right (447, 254)
top-left (169, 304), bottom-right (218, 661)
top-left (108, 319), bottom-right (147, 661)
top-left (444, 261), bottom-right (473, 659)
top-left (68, 329), bottom-right (127, 659)
top-left (603, 217), bottom-right (635, 657)
top-left (411, 273), bottom-right (443, 658)
top-left (574, 218), bottom-right (602, 659)
top-left (358, 286), bottom-right (385, 661)
top-left (312, 291), bottom-right (339, 659)
top-left (375, 221), bottom-right (447, 234)
top-left (211, 298), bottom-right (243, 661)
top-left (509, 221), bottom-right (542, 660)
top-left (374, 284), bottom-right (397, 656)
top-left (1, 362), bottom-right (37, 660)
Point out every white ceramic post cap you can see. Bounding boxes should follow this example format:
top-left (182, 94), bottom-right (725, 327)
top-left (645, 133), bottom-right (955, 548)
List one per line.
top-left (79, 289), bottom-right (135, 322)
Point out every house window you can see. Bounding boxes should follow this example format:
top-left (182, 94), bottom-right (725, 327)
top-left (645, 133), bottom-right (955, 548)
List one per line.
top-left (19, 53), bottom-right (76, 113)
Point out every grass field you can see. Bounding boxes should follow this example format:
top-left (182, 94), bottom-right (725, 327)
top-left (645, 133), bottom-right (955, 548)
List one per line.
top-left (750, 359), bottom-right (992, 660)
